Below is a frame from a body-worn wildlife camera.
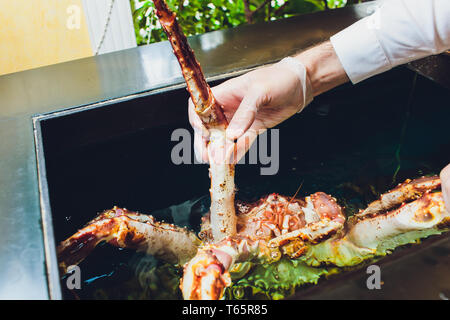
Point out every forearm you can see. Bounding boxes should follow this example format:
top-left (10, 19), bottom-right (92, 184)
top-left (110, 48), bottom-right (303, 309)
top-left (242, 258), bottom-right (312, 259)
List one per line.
top-left (294, 41), bottom-right (349, 97)
top-left (293, 0), bottom-right (450, 96)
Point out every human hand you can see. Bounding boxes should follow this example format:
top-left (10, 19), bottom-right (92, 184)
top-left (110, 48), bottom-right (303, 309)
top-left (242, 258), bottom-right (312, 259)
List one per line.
top-left (189, 57), bottom-right (313, 163)
top-left (441, 163), bottom-right (450, 212)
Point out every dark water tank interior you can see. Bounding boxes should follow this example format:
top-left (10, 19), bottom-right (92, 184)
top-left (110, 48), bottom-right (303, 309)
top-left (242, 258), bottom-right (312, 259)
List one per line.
top-left (37, 66), bottom-right (450, 299)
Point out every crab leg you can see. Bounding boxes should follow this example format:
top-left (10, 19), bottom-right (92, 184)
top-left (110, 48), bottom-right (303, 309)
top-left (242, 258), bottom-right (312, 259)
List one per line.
top-left (57, 207), bottom-right (200, 274)
top-left (152, 0), bottom-right (236, 241)
top-left (302, 177), bottom-right (450, 267)
top-left (354, 175), bottom-right (441, 221)
top-left (347, 191), bottom-right (449, 249)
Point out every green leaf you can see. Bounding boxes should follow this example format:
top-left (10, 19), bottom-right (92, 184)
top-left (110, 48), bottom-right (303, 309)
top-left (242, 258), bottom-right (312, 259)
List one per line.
top-left (129, 0), bottom-right (349, 46)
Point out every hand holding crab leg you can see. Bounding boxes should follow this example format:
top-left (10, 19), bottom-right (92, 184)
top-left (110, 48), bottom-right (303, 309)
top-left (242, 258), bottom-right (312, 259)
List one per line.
top-left (152, 0), bottom-right (236, 241)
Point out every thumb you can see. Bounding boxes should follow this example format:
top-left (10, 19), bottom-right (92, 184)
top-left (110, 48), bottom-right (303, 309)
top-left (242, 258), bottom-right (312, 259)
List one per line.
top-left (226, 88), bottom-right (263, 140)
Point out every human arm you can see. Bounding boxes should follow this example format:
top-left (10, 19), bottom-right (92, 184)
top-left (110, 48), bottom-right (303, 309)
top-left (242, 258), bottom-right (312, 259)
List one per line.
top-left (189, 40), bottom-right (348, 163)
top-left (331, 0), bottom-right (450, 83)
top-left (191, 0), bottom-right (450, 162)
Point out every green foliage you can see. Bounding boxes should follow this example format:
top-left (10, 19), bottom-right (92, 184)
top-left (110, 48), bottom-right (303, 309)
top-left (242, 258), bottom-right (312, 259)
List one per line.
top-left (227, 259), bottom-right (333, 300)
top-left (130, 0), bottom-right (350, 46)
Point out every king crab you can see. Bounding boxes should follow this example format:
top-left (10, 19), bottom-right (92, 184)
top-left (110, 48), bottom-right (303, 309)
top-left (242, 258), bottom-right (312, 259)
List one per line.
top-left (58, 176), bottom-right (449, 299)
top-left (57, 1), bottom-right (450, 300)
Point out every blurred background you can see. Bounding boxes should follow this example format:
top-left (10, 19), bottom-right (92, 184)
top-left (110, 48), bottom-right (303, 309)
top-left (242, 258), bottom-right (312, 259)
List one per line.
top-left (0, 0), bottom-right (366, 76)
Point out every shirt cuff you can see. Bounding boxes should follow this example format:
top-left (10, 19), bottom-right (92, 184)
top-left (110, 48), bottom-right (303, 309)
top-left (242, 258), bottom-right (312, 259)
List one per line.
top-left (330, 12), bottom-right (392, 84)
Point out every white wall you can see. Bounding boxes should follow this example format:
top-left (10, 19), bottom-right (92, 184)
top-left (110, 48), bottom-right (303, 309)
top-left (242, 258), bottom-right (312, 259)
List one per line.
top-left (82, 0), bottom-right (137, 55)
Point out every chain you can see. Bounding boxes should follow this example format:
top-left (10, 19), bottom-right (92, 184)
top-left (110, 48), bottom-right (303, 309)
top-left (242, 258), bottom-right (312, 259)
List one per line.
top-left (146, 9), bottom-right (154, 45)
top-left (94, 0), bottom-right (116, 55)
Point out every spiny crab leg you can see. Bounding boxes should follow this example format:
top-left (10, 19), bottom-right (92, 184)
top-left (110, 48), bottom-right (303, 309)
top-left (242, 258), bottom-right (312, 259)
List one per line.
top-left (347, 189), bottom-right (449, 250)
top-left (353, 176), bottom-right (441, 221)
top-left (152, 0), bottom-right (237, 241)
top-left (303, 176), bottom-right (450, 267)
top-left (57, 207), bottom-right (200, 274)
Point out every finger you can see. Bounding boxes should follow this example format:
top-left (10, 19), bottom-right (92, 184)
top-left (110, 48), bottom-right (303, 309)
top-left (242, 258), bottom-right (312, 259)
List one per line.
top-left (209, 140), bottom-right (235, 165)
top-left (211, 76), bottom-right (245, 108)
top-left (188, 98), bottom-right (209, 138)
top-left (226, 88), bottom-right (263, 140)
top-left (194, 131), bottom-right (209, 164)
top-left (229, 129), bottom-right (260, 164)
top-left (440, 163), bottom-right (450, 211)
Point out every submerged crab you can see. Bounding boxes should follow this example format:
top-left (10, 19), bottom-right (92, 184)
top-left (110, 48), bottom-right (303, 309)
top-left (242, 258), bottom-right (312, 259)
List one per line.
top-left (58, 176), bottom-right (449, 299)
top-left (57, 1), bottom-right (449, 300)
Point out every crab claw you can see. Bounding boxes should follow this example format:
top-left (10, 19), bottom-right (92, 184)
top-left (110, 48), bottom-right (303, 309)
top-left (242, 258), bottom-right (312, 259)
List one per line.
top-left (180, 249), bottom-right (232, 300)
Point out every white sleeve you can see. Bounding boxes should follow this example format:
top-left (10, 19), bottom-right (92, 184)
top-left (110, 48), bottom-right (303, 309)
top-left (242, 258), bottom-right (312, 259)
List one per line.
top-left (330, 0), bottom-right (450, 84)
